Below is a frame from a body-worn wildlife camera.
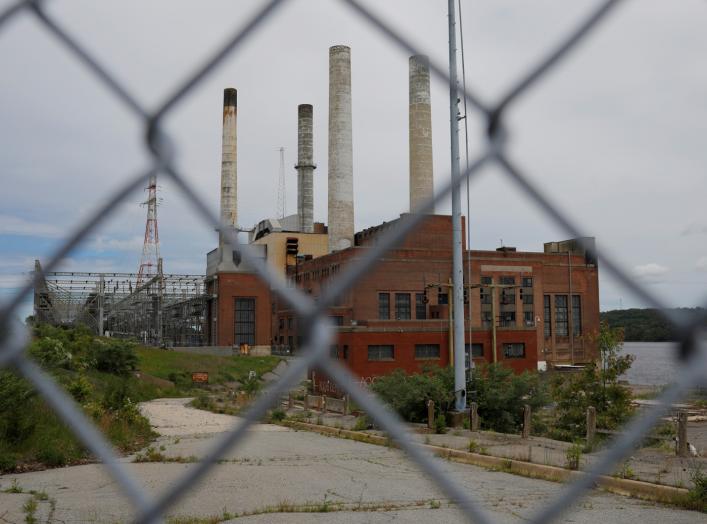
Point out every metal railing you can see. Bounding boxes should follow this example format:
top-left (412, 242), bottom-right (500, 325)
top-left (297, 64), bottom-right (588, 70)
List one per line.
top-left (0, 1), bottom-right (706, 523)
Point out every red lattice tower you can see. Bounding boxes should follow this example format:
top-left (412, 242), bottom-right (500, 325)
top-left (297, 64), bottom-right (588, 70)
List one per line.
top-left (136, 175), bottom-right (160, 286)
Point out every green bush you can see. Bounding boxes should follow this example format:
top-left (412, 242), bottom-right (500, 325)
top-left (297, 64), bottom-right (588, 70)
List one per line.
top-left (67, 375), bottom-right (93, 403)
top-left (28, 337), bottom-right (73, 369)
top-left (371, 366), bottom-right (454, 423)
top-left (89, 339), bottom-right (138, 375)
top-left (0, 370), bottom-right (37, 444)
top-left (434, 414), bottom-right (447, 434)
top-left (468, 364), bottom-right (549, 433)
top-left (270, 408), bottom-right (286, 422)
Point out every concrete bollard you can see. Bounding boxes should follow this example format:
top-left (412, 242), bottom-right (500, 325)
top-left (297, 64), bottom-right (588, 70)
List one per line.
top-left (677, 411), bottom-right (688, 457)
top-left (322, 396), bottom-right (328, 414)
top-left (522, 404), bottom-right (531, 439)
top-left (470, 402), bottom-right (479, 431)
top-left (586, 406), bottom-right (596, 445)
top-left (427, 400), bottom-right (435, 430)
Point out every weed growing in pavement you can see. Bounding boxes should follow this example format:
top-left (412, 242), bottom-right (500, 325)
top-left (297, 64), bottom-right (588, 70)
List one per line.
top-left (429, 499), bottom-right (441, 509)
top-left (565, 442), bottom-right (583, 470)
top-left (3, 478), bottom-right (23, 493)
top-left (468, 439), bottom-right (487, 455)
top-left (22, 496), bottom-right (38, 524)
top-left (134, 446), bottom-right (198, 463)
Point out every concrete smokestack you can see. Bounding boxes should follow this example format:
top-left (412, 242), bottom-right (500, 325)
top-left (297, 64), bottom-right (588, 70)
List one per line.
top-left (328, 45), bottom-right (354, 252)
top-left (220, 87), bottom-right (237, 247)
top-left (295, 104), bottom-right (315, 233)
top-left (409, 55), bottom-right (434, 213)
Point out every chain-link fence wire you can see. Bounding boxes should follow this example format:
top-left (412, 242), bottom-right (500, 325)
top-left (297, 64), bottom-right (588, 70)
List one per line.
top-left (0, 0), bottom-right (706, 522)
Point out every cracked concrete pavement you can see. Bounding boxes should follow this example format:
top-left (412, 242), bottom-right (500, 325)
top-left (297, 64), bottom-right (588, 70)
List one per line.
top-left (0, 397), bottom-right (704, 523)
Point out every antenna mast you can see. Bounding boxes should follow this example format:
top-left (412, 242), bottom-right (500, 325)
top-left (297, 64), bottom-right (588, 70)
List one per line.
top-left (137, 174), bottom-right (160, 286)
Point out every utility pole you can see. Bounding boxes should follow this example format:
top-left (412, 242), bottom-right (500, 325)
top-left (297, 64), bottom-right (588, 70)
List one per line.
top-left (448, 0), bottom-right (466, 412)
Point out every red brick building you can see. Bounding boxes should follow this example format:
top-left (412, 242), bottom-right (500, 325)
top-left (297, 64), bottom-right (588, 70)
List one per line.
top-left (206, 214), bottom-right (600, 388)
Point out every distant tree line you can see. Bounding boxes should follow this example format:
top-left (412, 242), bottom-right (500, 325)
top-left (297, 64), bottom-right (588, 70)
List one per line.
top-left (600, 308), bottom-right (705, 342)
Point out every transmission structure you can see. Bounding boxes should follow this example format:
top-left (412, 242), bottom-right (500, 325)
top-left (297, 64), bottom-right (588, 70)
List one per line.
top-left (136, 174), bottom-right (160, 286)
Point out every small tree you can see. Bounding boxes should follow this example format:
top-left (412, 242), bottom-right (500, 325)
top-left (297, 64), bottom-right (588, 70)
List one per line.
top-left (550, 322), bottom-right (634, 441)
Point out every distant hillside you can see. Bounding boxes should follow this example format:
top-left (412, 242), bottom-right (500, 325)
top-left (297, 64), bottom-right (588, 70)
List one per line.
top-left (600, 308), bottom-right (705, 342)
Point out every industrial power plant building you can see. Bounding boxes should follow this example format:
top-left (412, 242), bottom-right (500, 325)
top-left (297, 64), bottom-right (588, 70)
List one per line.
top-left (34, 44), bottom-right (600, 385)
top-left (203, 45), bottom-right (600, 387)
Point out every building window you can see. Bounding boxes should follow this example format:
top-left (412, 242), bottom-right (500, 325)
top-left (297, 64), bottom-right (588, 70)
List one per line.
top-left (378, 293), bottom-right (390, 320)
top-left (481, 311), bottom-right (492, 328)
top-left (415, 344), bottom-right (440, 359)
top-left (499, 276), bottom-right (515, 286)
top-left (465, 343), bottom-right (483, 358)
top-left (342, 345), bottom-right (349, 360)
top-left (522, 277), bottom-right (533, 288)
top-left (572, 295), bottom-right (582, 336)
top-left (499, 312), bottom-right (515, 327)
top-left (234, 297), bottom-right (256, 346)
top-left (395, 293), bottom-right (411, 320)
top-left (278, 317), bottom-right (284, 330)
top-left (287, 317), bottom-right (294, 329)
top-left (524, 311), bottom-right (534, 327)
top-left (521, 289), bottom-right (533, 305)
top-left (415, 293), bottom-right (427, 319)
top-left (287, 335), bottom-right (293, 348)
top-left (555, 295), bottom-right (568, 336)
top-left (330, 345), bottom-right (338, 359)
top-left (330, 315), bottom-right (344, 326)
top-left (481, 276), bottom-right (492, 285)
top-left (543, 295), bottom-right (551, 338)
top-left (438, 292), bottom-right (448, 305)
top-left (504, 343), bottom-right (525, 358)
top-left (368, 345), bottom-right (394, 361)
top-left (501, 287), bottom-right (515, 305)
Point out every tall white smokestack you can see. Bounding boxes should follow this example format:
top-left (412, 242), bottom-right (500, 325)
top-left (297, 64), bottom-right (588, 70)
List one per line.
top-left (409, 55), bottom-right (434, 213)
top-left (296, 104), bottom-right (315, 233)
top-left (328, 45), bottom-right (354, 252)
top-left (220, 87), bottom-right (237, 247)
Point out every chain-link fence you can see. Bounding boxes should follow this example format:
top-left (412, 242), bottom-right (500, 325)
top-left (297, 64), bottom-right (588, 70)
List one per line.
top-left (1, 0), bottom-right (706, 522)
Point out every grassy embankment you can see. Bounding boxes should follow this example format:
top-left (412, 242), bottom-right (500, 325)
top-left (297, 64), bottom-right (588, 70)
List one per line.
top-left (0, 324), bottom-right (280, 473)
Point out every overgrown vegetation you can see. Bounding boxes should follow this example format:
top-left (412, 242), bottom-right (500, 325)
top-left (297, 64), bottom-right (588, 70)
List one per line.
top-left (365, 323), bottom-right (633, 446)
top-left (0, 323), bottom-right (281, 473)
top-left (684, 462), bottom-right (707, 512)
top-left (0, 324), bottom-right (157, 472)
top-left (549, 322), bottom-right (634, 441)
top-left (370, 365), bottom-right (455, 423)
top-left (468, 363), bottom-right (549, 434)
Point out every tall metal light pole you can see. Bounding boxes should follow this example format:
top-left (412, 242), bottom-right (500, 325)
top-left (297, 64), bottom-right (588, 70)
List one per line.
top-left (448, 0), bottom-right (466, 412)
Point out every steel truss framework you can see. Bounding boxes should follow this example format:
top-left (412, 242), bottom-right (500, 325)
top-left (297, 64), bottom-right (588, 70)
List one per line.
top-left (33, 261), bottom-right (208, 347)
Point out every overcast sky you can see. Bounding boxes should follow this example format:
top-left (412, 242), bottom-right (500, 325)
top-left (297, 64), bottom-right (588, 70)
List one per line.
top-left (1, 0), bottom-right (706, 320)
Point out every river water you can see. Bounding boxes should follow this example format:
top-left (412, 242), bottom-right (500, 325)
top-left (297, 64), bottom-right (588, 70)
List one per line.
top-left (619, 341), bottom-right (680, 386)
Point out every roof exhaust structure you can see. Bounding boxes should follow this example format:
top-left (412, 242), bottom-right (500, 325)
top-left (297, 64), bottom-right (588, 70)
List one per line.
top-left (409, 55), bottom-right (434, 213)
top-left (220, 87), bottom-right (238, 248)
top-left (295, 104), bottom-right (315, 233)
top-left (327, 45), bottom-right (354, 252)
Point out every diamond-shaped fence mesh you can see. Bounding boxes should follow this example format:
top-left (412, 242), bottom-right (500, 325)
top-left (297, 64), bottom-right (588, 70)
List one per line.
top-left (1, 0), bottom-right (706, 523)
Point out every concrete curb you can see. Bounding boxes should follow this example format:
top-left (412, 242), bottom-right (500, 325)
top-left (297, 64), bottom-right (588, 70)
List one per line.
top-left (285, 421), bottom-right (689, 506)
